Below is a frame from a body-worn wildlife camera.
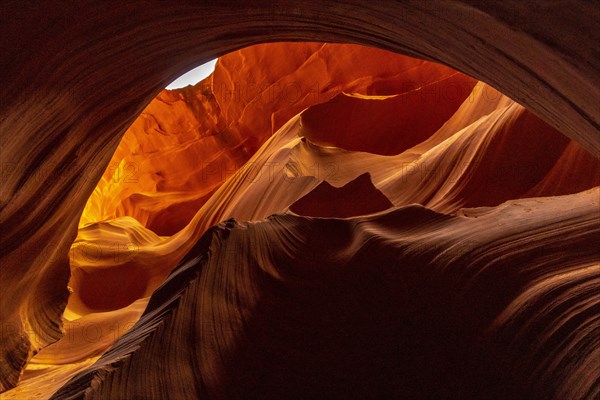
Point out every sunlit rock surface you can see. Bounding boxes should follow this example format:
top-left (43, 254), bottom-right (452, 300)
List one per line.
top-left (65, 75), bottom-right (599, 319)
top-left (5, 41), bottom-right (597, 399)
top-left (80, 43), bottom-right (474, 235)
top-left (1, 3), bottom-right (599, 398)
top-left (2, 4), bottom-right (600, 394)
top-left (3, 299), bottom-right (147, 400)
top-left (5, 41), bottom-right (600, 399)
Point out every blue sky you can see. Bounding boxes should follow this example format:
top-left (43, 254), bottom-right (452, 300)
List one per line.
top-left (166, 59), bottom-right (218, 89)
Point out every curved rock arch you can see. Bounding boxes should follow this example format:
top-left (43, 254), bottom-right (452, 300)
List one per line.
top-left (0, 0), bottom-right (598, 392)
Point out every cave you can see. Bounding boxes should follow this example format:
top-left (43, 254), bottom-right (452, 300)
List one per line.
top-left (0, 2), bottom-right (599, 399)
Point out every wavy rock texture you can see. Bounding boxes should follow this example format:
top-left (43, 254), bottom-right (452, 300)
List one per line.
top-left (80, 43), bottom-right (473, 235)
top-left (65, 78), bottom-right (599, 318)
top-left (28, 77), bottom-right (600, 399)
top-left (68, 43), bottom-right (474, 314)
top-left (1, 1), bottom-right (599, 397)
top-left (52, 188), bottom-right (600, 399)
top-left (2, 299), bottom-right (147, 400)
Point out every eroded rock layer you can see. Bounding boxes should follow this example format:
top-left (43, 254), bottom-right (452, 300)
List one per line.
top-left (3, 38), bottom-right (597, 398)
top-left (2, 1), bottom-right (600, 396)
top-left (2, 2), bottom-right (600, 394)
top-left (52, 188), bottom-right (600, 399)
top-left (80, 43), bottom-right (474, 234)
top-left (63, 78), bottom-right (599, 322)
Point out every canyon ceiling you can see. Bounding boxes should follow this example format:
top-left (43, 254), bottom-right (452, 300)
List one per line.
top-left (0, 1), bottom-right (599, 399)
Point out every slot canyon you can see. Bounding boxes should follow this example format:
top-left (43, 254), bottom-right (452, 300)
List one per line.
top-left (0, 2), bottom-right (599, 399)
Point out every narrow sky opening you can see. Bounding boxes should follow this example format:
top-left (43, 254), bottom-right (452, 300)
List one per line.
top-left (166, 59), bottom-right (218, 89)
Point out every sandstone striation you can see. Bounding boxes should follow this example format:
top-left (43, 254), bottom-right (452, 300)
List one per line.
top-left (1, 2), bottom-right (599, 398)
top-left (53, 189), bottom-right (600, 399)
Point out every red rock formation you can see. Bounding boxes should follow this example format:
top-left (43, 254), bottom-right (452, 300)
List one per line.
top-left (81, 43), bottom-right (474, 235)
top-left (51, 189), bottom-right (600, 399)
top-left (1, 1), bottom-right (599, 398)
top-left (68, 78), bottom-right (597, 318)
top-left (67, 44), bottom-right (473, 315)
top-left (6, 47), bottom-right (594, 399)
